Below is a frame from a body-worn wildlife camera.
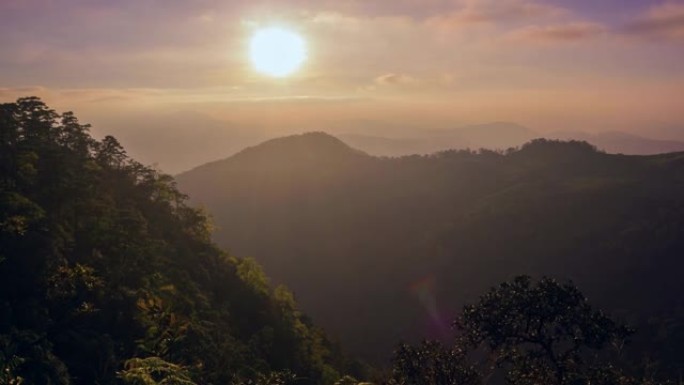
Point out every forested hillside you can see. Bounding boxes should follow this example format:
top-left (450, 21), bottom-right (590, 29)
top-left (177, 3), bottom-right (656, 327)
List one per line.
top-left (0, 98), bottom-right (361, 385)
top-left (3, 98), bottom-right (682, 385)
top-left (177, 132), bottom-right (684, 375)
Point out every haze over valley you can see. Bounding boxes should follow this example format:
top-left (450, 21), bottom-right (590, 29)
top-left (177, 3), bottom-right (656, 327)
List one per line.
top-left (61, 112), bottom-right (684, 174)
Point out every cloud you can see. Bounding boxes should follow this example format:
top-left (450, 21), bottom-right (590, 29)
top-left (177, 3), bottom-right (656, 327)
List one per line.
top-left (426, 0), bottom-right (569, 30)
top-left (362, 72), bottom-right (459, 94)
top-left (1, 0), bottom-right (683, 112)
top-left (623, 3), bottom-right (684, 41)
top-left (374, 73), bottom-right (420, 86)
top-left (507, 22), bottom-right (606, 43)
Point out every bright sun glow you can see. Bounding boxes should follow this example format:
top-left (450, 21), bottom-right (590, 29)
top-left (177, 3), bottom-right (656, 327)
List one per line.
top-left (249, 27), bottom-right (307, 77)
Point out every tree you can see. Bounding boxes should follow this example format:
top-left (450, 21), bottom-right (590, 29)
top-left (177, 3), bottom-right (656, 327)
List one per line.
top-left (455, 275), bottom-right (632, 385)
top-left (390, 277), bottom-right (676, 385)
top-left (389, 340), bottom-right (480, 385)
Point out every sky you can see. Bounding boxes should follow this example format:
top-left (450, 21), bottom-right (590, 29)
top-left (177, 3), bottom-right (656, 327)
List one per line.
top-left (1, 0), bottom-right (684, 172)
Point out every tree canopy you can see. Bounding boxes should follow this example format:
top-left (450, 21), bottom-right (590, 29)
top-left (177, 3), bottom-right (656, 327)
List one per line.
top-left (391, 276), bottom-right (673, 385)
top-left (0, 97), bottom-right (360, 385)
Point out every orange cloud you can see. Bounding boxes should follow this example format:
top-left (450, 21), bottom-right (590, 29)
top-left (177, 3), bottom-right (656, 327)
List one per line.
top-left (507, 22), bottom-right (606, 43)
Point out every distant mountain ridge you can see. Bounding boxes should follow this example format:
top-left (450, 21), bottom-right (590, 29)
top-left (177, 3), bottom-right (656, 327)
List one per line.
top-left (337, 123), bottom-right (684, 157)
top-left (549, 130), bottom-right (684, 155)
top-left (177, 132), bottom-right (684, 374)
top-left (339, 122), bottom-right (538, 156)
top-left (110, 112), bottom-right (684, 173)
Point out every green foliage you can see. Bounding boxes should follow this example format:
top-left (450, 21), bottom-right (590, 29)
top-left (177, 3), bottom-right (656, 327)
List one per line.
top-left (0, 336), bottom-right (25, 385)
top-left (0, 98), bottom-right (353, 385)
top-left (334, 375), bottom-right (360, 385)
top-left (232, 370), bottom-right (299, 385)
top-left (237, 257), bottom-right (272, 296)
top-left (0, 330), bottom-right (71, 385)
top-left (390, 341), bottom-right (480, 385)
top-left (117, 357), bottom-right (196, 385)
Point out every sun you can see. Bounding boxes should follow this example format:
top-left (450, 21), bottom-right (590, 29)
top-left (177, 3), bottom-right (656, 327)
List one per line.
top-left (249, 27), bottom-right (307, 77)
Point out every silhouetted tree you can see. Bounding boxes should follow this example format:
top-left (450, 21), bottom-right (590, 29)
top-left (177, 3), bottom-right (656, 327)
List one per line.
top-left (455, 276), bottom-right (632, 385)
top-left (390, 277), bottom-right (678, 385)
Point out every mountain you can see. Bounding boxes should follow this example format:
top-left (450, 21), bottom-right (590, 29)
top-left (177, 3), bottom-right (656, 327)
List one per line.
top-left (339, 123), bottom-right (684, 158)
top-left (339, 122), bottom-right (538, 156)
top-left (177, 132), bottom-right (684, 375)
top-left (93, 111), bottom-right (684, 172)
top-left (550, 130), bottom-right (684, 155)
top-left (0, 99), bottom-right (360, 385)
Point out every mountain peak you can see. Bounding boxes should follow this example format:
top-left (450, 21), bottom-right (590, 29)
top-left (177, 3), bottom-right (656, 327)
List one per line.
top-left (231, 131), bottom-right (367, 161)
top-left (177, 132), bottom-right (368, 178)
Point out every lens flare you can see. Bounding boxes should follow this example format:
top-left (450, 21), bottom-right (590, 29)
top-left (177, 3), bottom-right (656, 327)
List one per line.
top-left (410, 275), bottom-right (449, 336)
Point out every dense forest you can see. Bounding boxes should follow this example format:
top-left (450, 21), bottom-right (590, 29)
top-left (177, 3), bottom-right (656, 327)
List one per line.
top-left (0, 98), bottom-right (363, 384)
top-left (177, 132), bottom-right (684, 379)
top-left (1, 98), bottom-right (682, 385)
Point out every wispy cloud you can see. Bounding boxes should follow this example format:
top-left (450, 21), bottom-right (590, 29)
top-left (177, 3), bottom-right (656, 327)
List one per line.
top-left (623, 3), bottom-right (684, 41)
top-left (361, 72), bottom-right (459, 94)
top-left (507, 22), bottom-right (607, 43)
top-left (426, 0), bottom-right (569, 30)
top-left (374, 73), bottom-right (420, 86)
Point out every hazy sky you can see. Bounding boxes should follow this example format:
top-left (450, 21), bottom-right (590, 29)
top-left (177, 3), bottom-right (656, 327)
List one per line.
top-left (1, 0), bottom-right (684, 171)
